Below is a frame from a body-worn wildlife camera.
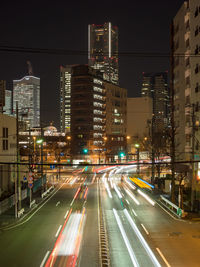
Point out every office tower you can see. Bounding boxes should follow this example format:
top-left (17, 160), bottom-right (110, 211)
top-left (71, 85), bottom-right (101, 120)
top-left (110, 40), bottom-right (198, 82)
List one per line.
top-left (3, 90), bottom-right (12, 115)
top-left (60, 66), bottom-right (72, 133)
top-left (88, 22), bottom-right (119, 85)
top-left (13, 76), bottom-right (40, 128)
top-left (141, 72), bottom-right (169, 133)
top-left (0, 80), bottom-right (6, 113)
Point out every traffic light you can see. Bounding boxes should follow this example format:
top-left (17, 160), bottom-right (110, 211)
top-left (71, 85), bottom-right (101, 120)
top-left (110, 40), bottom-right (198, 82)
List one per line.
top-left (83, 148), bottom-right (88, 154)
top-left (119, 152), bottom-right (125, 157)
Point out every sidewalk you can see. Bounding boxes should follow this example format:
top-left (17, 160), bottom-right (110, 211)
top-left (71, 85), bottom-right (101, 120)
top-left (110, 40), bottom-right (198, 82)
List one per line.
top-left (0, 185), bottom-right (55, 229)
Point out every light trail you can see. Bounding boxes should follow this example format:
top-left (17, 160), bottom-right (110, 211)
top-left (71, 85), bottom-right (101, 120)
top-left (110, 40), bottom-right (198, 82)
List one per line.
top-left (137, 189), bottom-right (155, 206)
top-left (125, 188), bottom-right (140, 205)
top-left (125, 178), bottom-right (136, 190)
top-left (113, 209), bottom-right (140, 267)
top-left (70, 187), bottom-right (81, 206)
top-left (124, 209), bottom-right (161, 267)
top-left (132, 209), bottom-right (137, 217)
top-left (84, 187), bottom-right (88, 199)
top-left (105, 180), bottom-right (112, 198)
top-left (114, 184), bottom-right (122, 199)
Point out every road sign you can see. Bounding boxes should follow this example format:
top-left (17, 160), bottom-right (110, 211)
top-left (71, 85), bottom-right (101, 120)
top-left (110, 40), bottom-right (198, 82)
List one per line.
top-left (28, 176), bottom-right (33, 183)
top-left (50, 165), bottom-right (55, 170)
top-left (28, 183), bottom-right (33, 188)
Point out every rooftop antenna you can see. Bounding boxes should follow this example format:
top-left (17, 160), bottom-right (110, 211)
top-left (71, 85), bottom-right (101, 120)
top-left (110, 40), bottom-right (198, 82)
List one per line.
top-left (27, 60), bottom-right (33, 76)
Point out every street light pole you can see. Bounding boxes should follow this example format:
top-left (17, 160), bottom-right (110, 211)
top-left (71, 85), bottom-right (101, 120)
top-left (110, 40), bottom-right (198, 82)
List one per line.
top-left (135, 143), bottom-right (140, 176)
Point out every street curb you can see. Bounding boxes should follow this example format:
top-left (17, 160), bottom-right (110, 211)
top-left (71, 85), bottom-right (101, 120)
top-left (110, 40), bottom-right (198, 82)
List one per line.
top-left (0, 186), bottom-right (57, 231)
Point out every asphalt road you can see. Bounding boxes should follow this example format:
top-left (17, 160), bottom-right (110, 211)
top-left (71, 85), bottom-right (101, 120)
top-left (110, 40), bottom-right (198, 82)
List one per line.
top-left (1, 168), bottom-right (200, 267)
top-left (0, 171), bottom-right (99, 267)
top-left (100, 173), bottom-right (200, 267)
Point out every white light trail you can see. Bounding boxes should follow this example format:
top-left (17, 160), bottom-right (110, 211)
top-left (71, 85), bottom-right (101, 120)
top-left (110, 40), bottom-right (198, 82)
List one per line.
top-left (114, 184), bottom-right (122, 199)
top-left (113, 209), bottom-right (140, 267)
top-left (126, 199), bottom-right (130, 205)
top-left (125, 179), bottom-right (136, 190)
top-left (137, 189), bottom-right (155, 206)
top-left (105, 181), bottom-right (112, 198)
top-left (124, 209), bottom-right (161, 267)
top-left (125, 188), bottom-right (140, 205)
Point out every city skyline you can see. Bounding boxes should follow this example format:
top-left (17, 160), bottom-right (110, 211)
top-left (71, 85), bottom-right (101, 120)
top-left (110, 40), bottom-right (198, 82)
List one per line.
top-left (0, 0), bottom-right (184, 127)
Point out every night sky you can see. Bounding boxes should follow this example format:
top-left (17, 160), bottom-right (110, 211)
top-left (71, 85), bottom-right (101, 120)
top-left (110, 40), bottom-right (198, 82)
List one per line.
top-left (0, 0), bottom-right (184, 128)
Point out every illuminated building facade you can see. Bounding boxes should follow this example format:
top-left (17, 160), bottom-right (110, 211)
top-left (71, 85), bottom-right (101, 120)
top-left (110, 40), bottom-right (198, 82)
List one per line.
top-left (141, 72), bottom-right (169, 133)
top-left (88, 22), bottom-right (119, 85)
top-left (70, 65), bottom-right (106, 159)
top-left (0, 80), bottom-right (6, 113)
top-left (3, 90), bottom-right (12, 115)
top-left (104, 82), bottom-right (127, 162)
top-left (60, 66), bottom-right (71, 133)
top-left (13, 76), bottom-right (40, 128)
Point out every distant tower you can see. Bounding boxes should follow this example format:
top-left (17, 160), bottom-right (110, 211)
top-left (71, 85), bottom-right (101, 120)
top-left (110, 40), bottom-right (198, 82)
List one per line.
top-left (27, 61), bottom-right (33, 76)
top-left (88, 22), bottom-right (119, 85)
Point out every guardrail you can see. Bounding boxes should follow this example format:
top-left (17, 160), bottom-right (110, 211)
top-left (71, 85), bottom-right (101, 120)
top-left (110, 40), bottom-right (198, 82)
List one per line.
top-left (160, 195), bottom-right (185, 218)
top-left (17, 208), bottom-right (24, 218)
top-left (41, 186), bottom-right (54, 198)
top-left (30, 199), bottom-right (36, 208)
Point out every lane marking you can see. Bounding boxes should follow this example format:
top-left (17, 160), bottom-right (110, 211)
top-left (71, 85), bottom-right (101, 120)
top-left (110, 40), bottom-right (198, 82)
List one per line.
top-left (56, 201), bottom-right (60, 207)
top-left (141, 223), bottom-right (149, 235)
top-left (126, 199), bottom-right (130, 205)
top-left (156, 248), bottom-right (171, 267)
top-left (132, 209), bottom-right (137, 217)
top-left (55, 225), bottom-right (62, 237)
top-left (40, 250), bottom-right (50, 267)
top-left (64, 210), bottom-right (69, 219)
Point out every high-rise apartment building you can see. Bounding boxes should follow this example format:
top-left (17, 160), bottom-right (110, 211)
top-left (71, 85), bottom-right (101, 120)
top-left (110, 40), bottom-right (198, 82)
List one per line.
top-left (60, 66), bottom-right (72, 133)
top-left (13, 76), bottom-right (40, 128)
top-left (141, 72), bottom-right (169, 133)
top-left (88, 22), bottom-right (119, 85)
top-left (172, 0), bottom-right (200, 208)
top-left (3, 90), bottom-right (12, 115)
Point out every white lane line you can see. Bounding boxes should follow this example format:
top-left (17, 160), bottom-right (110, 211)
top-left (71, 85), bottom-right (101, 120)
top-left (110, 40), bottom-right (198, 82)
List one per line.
top-left (141, 223), bottom-right (149, 235)
top-left (40, 251), bottom-right (50, 267)
top-left (55, 225), bottom-right (62, 237)
top-left (113, 209), bottom-right (140, 267)
top-left (64, 210), bottom-right (69, 219)
top-left (132, 209), bottom-right (137, 217)
top-left (156, 248), bottom-right (171, 267)
top-left (126, 199), bottom-right (130, 205)
top-left (56, 201), bottom-right (60, 206)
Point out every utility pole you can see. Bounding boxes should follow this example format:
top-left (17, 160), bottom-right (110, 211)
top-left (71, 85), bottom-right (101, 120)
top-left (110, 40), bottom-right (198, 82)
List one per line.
top-left (170, 21), bottom-right (175, 203)
top-left (16, 102), bottom-right (21, 212)
top-left (191, 104), bottom-right (196, 211)
top-left (41, 126), bottom-right (44, 191)
top-left (151, 116), bottom-right (155, 184)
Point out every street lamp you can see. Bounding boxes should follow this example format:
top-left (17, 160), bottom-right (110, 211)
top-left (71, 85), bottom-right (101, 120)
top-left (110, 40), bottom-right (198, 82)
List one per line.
top-left (135, 143), bottom-right (140, 176)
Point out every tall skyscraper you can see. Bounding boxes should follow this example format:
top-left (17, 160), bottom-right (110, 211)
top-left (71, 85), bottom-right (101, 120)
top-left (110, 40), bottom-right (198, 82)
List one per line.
top-left (141, 72), bottom-right (169, 133)
top-left (13, 76), bottom-right (40, 128)
top-left (3, 90), bottom-right (12, 115)
top-left (88, 22), bottom-right (119, 85)
top-left (60, 66), bottom-right (72, 133)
